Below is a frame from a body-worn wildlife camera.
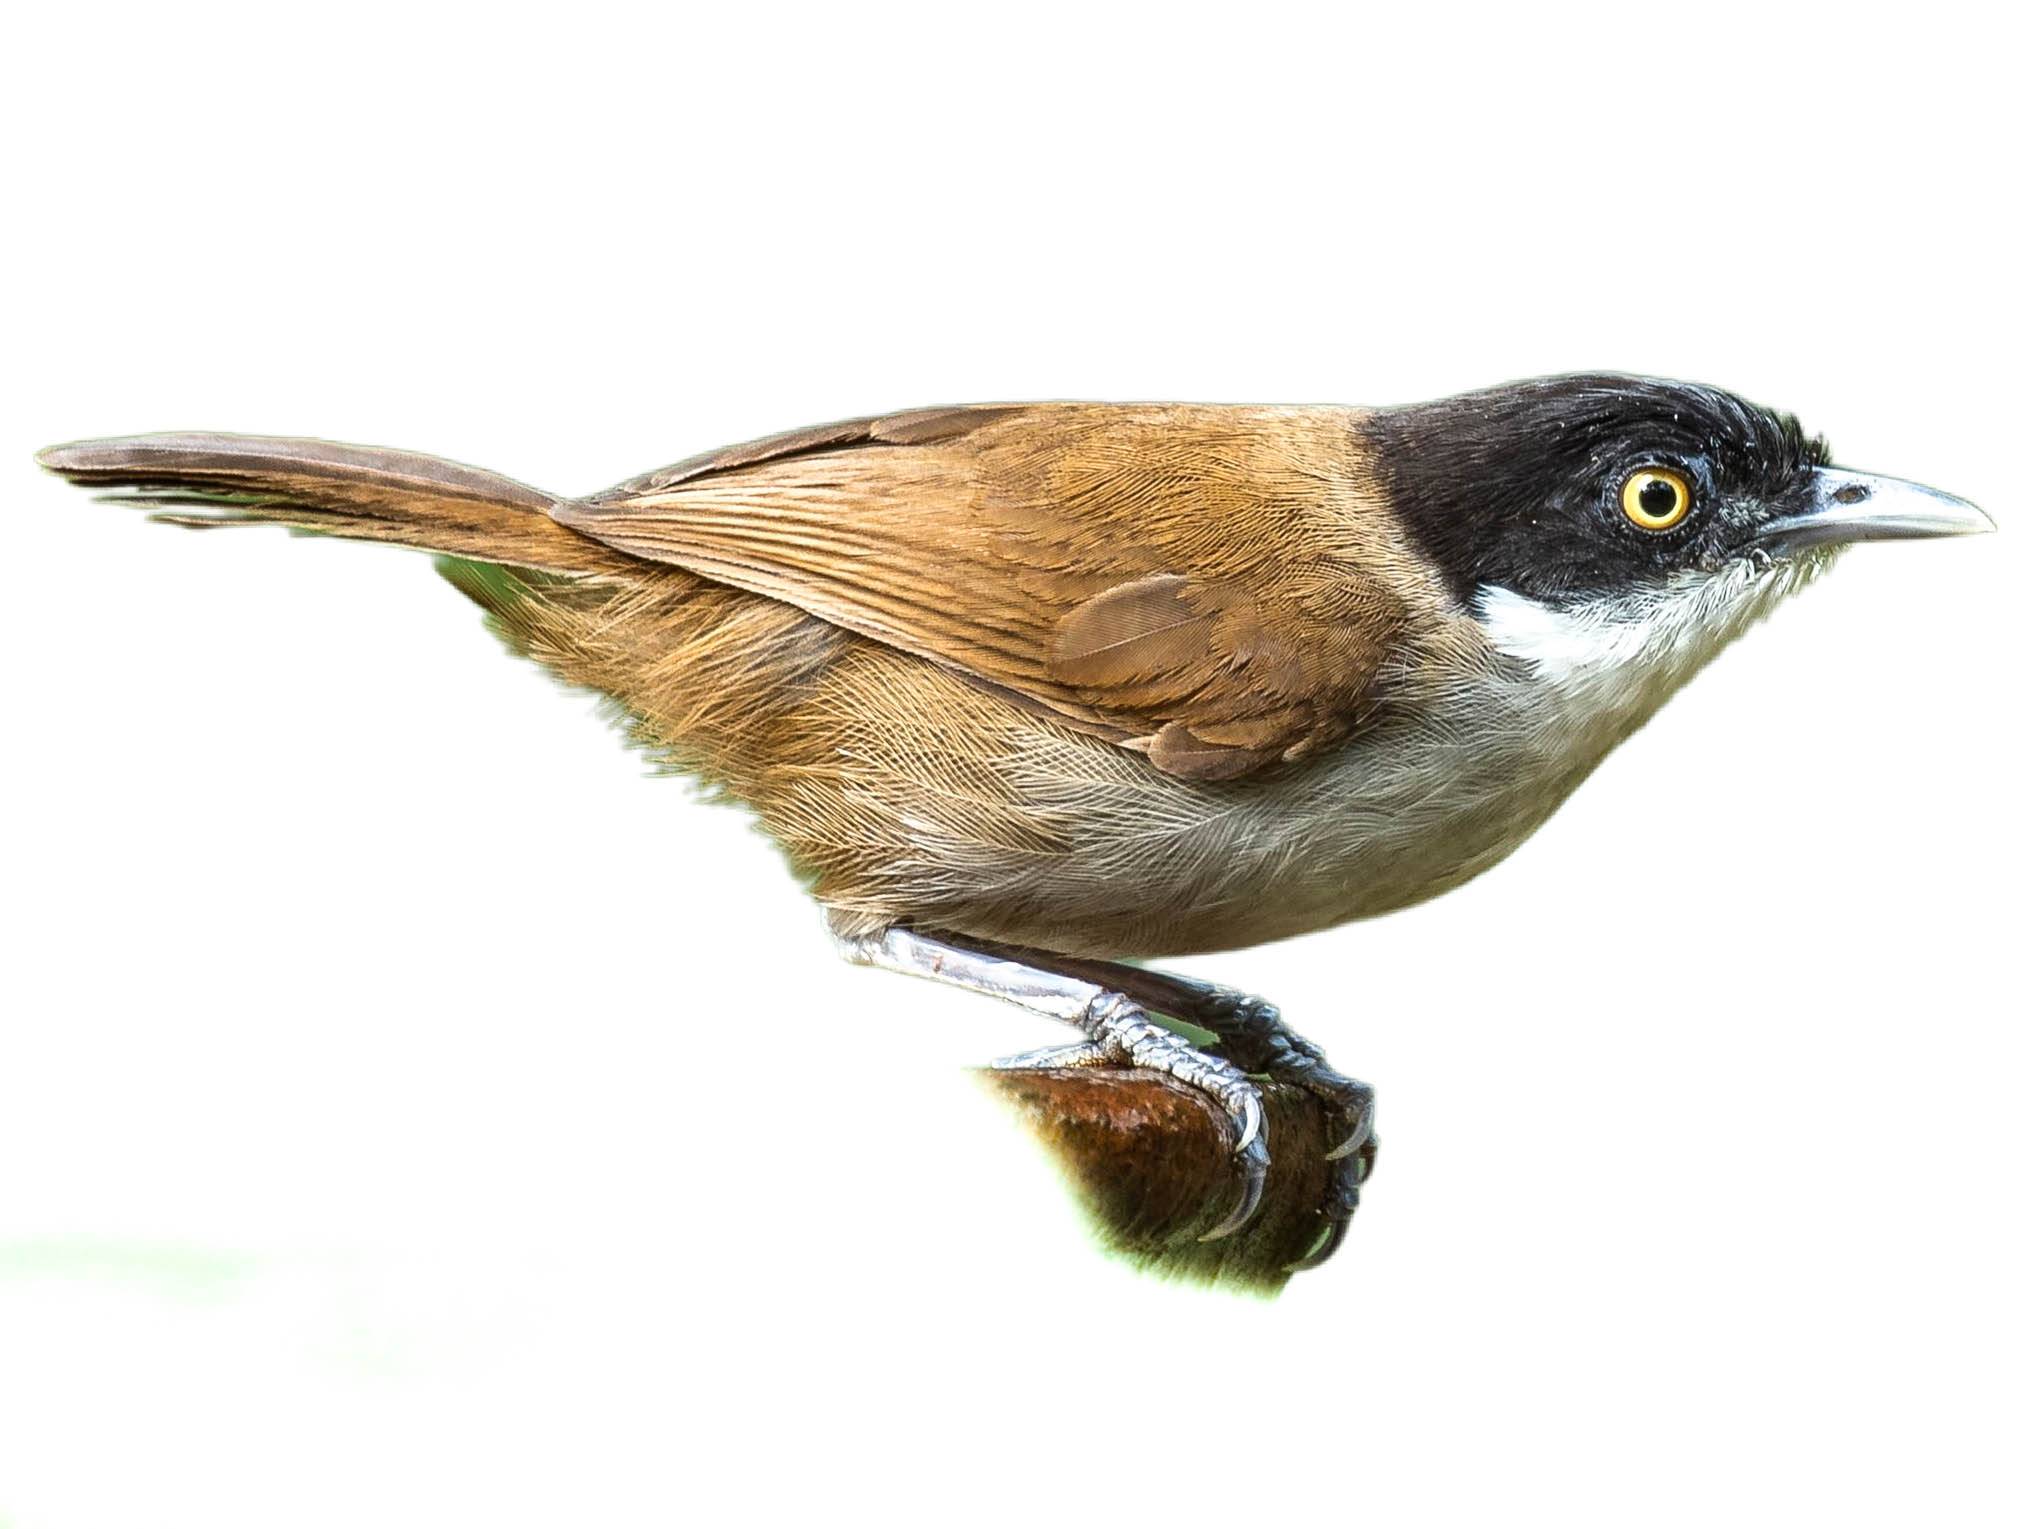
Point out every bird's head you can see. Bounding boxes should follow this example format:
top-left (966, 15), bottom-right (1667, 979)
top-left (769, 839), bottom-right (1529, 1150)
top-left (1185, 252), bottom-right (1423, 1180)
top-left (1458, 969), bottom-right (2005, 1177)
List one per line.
top-left (1367, 373), bottom-right (1993, 710)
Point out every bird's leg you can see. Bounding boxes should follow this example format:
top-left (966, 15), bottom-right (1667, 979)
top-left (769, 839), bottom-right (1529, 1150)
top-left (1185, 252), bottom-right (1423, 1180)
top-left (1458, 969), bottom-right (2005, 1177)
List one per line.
top-left (831, 921), bottom-right (1269, 1240)
top-left (920, 936), bottom-right (1375, 1273)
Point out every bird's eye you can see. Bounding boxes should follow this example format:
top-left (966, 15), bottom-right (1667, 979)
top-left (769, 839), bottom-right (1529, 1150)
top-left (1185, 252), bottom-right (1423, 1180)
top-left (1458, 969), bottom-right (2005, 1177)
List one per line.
top-left (1620, 467), bottom-right (1693, 531)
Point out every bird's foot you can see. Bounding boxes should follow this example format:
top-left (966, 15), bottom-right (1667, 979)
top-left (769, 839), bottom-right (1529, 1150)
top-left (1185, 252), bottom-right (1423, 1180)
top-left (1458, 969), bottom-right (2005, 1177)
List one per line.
top-left (998, 993), bottom-right (1271, 1240)
top-left (1173, 984), bottom-right (1376, 1269)
top-left (833, 922), bottom-right (1273, 1242)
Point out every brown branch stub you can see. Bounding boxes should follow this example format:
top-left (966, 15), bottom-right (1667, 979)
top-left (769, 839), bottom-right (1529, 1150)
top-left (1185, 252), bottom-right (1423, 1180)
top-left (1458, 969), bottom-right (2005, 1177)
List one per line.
top-left (978, 1065), bottom-right (1344, 1291)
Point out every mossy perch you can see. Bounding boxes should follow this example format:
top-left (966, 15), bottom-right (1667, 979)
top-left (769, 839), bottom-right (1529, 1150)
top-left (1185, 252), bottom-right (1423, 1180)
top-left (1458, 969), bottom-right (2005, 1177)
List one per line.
top-left (981, 1066), bottom-right (1369, 1292)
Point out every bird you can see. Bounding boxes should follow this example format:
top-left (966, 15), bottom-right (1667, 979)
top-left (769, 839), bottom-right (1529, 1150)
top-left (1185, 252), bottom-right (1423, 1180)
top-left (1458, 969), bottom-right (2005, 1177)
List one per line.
top-left (36, 374), bottom-right (1993, 1271)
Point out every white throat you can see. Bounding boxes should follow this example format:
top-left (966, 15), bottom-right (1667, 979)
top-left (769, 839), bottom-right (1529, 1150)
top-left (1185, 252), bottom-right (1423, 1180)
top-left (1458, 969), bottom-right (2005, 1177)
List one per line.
top-left (1473, 554), bottom-right (1834, 735)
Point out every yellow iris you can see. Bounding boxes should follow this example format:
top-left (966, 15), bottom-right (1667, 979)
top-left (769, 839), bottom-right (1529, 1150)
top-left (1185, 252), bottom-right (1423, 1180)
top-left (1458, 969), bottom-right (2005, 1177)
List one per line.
top-left (1621, 467), bottom-right (1693, 530)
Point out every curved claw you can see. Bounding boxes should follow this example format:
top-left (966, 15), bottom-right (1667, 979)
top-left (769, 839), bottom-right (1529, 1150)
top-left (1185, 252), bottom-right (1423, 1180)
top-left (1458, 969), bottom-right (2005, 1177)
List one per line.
top-left (1199, 1133), bottom-right (1269, 1242)
top-left (1284, 1138), bottom-right (1371, 1272)
top-left (1229, 1091), bottom-right (1264, 1158)
top-left (1326, 1117), bottom-right (1373, 1161)
top-left (1283, 1207), bottom-right (1352, 1273)
top-left (1311, 1080), bottom-right (1374, 1160)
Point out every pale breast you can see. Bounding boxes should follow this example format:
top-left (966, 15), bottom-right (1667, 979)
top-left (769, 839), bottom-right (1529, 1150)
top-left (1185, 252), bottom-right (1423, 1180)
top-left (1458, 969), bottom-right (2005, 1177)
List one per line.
top-left (987, 663), bottom-right (1616, 956)
top-left (782, 618), bottom-right (1630, 959)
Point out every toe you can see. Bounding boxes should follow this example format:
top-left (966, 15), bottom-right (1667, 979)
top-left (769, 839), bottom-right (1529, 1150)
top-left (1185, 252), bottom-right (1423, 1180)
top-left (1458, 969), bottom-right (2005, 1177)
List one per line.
top-left (991, 1040), bottom-right (1117, 1070)
top-left (1199, 1132), bottom-right (1270, 1242)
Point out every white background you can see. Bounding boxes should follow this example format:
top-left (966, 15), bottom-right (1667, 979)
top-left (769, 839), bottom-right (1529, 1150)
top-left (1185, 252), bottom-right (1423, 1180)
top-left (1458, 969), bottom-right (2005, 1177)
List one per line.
top-left (2, 5), bottom-right (2032, 1526)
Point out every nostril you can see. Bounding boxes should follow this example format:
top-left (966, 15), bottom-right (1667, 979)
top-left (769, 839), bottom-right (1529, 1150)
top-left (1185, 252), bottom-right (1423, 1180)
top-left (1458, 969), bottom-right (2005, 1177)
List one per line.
top-left (1832, 481), bottom-right (1872, 505)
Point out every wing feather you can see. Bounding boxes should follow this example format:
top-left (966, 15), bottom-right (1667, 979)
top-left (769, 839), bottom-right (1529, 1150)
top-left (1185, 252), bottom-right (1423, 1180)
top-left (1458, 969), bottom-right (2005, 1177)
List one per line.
top-left (556, 403), bottom-right (1419, 779)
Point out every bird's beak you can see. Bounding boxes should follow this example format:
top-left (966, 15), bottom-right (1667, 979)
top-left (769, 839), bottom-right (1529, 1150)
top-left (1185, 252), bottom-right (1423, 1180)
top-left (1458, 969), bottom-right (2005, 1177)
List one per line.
top-left (1754, 468), bottom-right (1996, 552)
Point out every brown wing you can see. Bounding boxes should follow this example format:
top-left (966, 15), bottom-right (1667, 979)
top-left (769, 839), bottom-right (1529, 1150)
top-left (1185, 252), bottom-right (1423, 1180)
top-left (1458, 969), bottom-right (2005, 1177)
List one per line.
top-left (557, 402), bottom-right (1415, 780)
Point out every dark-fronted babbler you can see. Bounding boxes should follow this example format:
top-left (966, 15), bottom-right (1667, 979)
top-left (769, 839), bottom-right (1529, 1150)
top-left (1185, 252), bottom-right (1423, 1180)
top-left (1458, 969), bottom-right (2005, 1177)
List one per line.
top-left (38, 373), bottom-right (1993, 1270)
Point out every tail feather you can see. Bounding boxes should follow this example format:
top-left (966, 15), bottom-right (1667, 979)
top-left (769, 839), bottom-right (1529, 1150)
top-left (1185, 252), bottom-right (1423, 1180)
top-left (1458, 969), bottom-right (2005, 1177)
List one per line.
top-left (37, 430), bottom-right (861, 831)
top-left (36, 433), bottom-right (638, 579)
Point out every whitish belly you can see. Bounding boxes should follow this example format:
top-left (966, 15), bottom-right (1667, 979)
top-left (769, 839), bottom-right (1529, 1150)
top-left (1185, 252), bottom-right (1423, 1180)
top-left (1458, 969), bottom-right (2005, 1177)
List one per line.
top-left (949, 686), bottom-right (1617, 958)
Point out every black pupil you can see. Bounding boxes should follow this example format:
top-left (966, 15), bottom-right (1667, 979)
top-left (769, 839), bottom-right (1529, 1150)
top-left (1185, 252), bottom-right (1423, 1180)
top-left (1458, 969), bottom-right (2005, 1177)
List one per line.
top-left (1638, 476), bottom-right (1680, 518)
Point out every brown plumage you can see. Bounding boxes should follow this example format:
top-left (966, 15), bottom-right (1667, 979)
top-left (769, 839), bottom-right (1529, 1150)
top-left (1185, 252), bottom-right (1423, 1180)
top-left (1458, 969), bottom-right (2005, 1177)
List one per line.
top-left (38, 407), bottom-right (1467, 958)
top-left (557, 404), bottom-right (1424, 781)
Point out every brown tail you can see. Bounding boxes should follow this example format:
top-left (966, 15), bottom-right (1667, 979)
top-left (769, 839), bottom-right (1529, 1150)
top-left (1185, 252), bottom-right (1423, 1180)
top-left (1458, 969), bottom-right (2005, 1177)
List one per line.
top-left (35, 432), bottom-right (639, 579)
